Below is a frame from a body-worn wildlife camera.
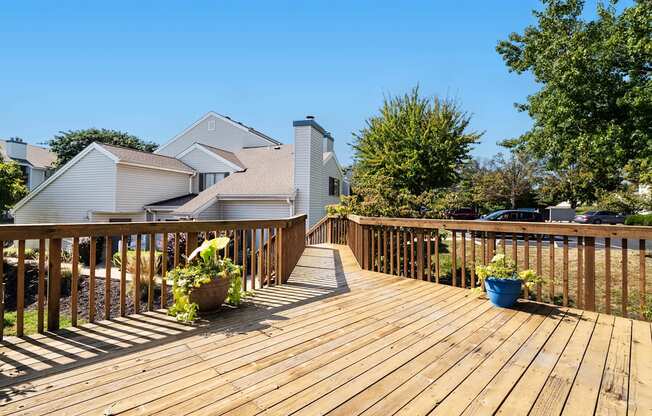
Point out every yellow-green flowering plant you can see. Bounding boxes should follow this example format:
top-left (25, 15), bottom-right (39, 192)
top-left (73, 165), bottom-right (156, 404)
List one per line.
top-left (167, 237), bottom-right (243, 322)
top-left (475, 254), bottom-right (543, 291)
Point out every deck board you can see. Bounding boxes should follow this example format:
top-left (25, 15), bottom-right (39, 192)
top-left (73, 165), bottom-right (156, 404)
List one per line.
top-left (0, 244), bottom-right (649, 415)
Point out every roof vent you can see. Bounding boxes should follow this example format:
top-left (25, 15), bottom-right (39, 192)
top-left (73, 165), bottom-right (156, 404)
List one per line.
top-left (306, 115), bottom-right (315, 120)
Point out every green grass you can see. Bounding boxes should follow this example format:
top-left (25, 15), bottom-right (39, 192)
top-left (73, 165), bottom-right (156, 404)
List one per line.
top-left (3, 310), bottom-right (81, 337)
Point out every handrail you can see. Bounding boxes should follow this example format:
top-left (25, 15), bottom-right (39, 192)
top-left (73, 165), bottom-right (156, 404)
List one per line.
top-left (0, 215), bottom-right (307, 241)
top-left (347, 214), bottom-right (652, 239)
top-left (344, 214), bottom-right (650, 321)
top-left (0, 214), bottom-right (306, 339)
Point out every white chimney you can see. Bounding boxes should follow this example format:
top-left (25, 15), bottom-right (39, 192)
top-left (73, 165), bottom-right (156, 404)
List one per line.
top-left (5, 138), bottom-right (27, 160)
top-left (293, 116), bottom-right (326, 228)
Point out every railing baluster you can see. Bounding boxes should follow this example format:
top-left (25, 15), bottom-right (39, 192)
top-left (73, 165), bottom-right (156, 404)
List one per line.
top-left (584, 236), bottom-right (596, 311)
top-left (577, 236), bottom-right (584, 309)
top-left (470, 231), bottom-right (476, 289)
top-left (390, 229), bottom-right (395, 276)
top-left (403, 230), bottom-right (408, 277)
top-left (435, 229), bottom-right (440, 283)
top-left (89, 236), bottom-right (96, 322)
top-left (536, 235), bottom-right (542, 301)
top-left (605, 237), bottom-right (611, 315)
top-left (461, 231), bottom-right (466, 289)
top-left (451, 230), bottom-right (457, 287)
top-left (417, 231), bottom-right (424, 281)
top-left (523, 233), bottom-right (529, 299)
top-left (47, 238), bottom-right (62, 331)
top-left (134, 234), bottom-right (141, 314)
top-left (410, 230), bottom-right (415, 278)
top-left (250, 229), bottom-right (255, 288)
top-left (258, 229), bottom-right (264, 288)
top-left (105, 235), bottom-right (112, 320)
top-left (563, 236), bottom-right (569, 307)
top-left (266, 227), bottom-right (272, 286)
top-left (16, 240), bottom-right (25, 336)
top-left (174, 232), bottom-right (180, 269)
top-left (0, 241), bottom-right (4, 340)
top-left (383, 229), bottom-right (388, 275)
top-left (639, 239), bottom-right (646, 320)
top-left (622, 238), bottom-right (628, 316)
top-left (37, 238), bottom-right (46, 333)
top-left (427, 231), bottom-right (432, 282)
top-left (161, 233), bottom-right (168, 309)
top-left (241, 229), bottom-right (247, 290)
top-left (549, 234), bottom-right (555, 303)
top-left (148, 233), bottom-right (155, 311)
top-left (512, 234), bottom-right (518, 265)
top-left (71, 237), bottom-right (79, 326)
top-left (120, 234), bottom-right (127, 316)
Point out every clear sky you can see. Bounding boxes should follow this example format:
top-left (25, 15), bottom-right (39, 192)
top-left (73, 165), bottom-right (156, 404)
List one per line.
top-left (0, 0), bottom-right (612, 165)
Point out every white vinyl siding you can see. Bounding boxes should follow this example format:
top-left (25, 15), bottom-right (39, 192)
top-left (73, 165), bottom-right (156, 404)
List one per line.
top-left (156, 114), bottom-right (276, 157)
top-left (13, 149), bottom-right (116, 224)
top-left (180, 147), bottom-right (235, 193)
top-left (197, 200), bottom-right (220, 219)
top-left (29, 168), bottom-right (47, 191)
top-left (178, 147), bottom-right (236, 173)
top-left (115, 164), bottom-right (191, 212)
top-left (220, 200), bottom-right (291, 220)
top-left (293, 125), bottom-right (324, 228)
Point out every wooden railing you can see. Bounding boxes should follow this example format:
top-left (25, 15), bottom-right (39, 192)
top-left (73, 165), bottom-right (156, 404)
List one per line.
top-left (306, 216), bottom-right (348, 245)
top-left (340, 215), bottom-right (651, 319)
top-left (0, 214), bottom-right (306, 338)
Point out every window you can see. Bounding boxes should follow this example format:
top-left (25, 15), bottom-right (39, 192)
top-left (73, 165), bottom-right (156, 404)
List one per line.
top-left (208, 119), bottom-right (216, 131)
top-left (199, 172), bottom-right (229, 191)
top-left (328, 177), bottom-right (340, 196)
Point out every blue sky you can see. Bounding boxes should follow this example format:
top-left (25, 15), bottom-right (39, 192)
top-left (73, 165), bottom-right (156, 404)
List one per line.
top-left (0, 0), bottom-right (614, 165)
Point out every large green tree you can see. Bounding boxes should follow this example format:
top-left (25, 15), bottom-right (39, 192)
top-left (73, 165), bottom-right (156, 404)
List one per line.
top-left (497, 0), bottom-right (652, 207)
top-left (49, 128), bottom-right (158, 167)
top-left (0, 156), bottom-right (28, 212)
top-left (350, 87), bottom-right (481, 217)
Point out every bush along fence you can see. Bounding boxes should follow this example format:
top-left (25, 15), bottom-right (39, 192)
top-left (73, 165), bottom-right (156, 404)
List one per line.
top-left (308, 215), bottom-right (652, 320)
top-left (0, 215), bottom-right (306, 339)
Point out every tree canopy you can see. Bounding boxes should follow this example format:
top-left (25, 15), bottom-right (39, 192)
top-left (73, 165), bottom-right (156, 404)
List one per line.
top-left (348, 87), bottom-right (481, 217)
top-left (497, 0), bottom-right (652, 206)
top-left (49, 128), bottom-right (158, 167)
top-left (0, 156), bottom-right (28, 212)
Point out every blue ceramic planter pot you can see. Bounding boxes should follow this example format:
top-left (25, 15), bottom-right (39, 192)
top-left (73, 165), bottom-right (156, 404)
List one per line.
top-left (485, 277), bottom-right (522, 308)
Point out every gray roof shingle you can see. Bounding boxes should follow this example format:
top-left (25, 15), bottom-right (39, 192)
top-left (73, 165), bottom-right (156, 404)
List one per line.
top-left (174, 144), bottom-right (294, 215)
top-left (98, 143), bottom-right (195, 173)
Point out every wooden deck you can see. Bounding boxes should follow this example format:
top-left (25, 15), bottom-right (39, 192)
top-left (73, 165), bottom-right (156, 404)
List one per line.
top-left (0, 244), bottom-right (650, 415)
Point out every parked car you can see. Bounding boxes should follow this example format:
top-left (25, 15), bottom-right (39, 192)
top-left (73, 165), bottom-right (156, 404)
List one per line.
top-left (445, 207), bottom-right (479, 220)
top-left (480, 209), bottom-right (544, 222)
top-left (573, 211), bottom-right (625, 224)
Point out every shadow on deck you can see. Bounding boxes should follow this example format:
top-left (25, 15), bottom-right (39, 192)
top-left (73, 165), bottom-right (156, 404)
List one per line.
top-left (0, 244), bottom-right (649, 415)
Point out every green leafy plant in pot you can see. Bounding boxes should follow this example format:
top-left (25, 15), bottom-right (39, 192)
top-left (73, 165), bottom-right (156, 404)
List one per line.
top-left (167, 237), bottom-right (242, 322)
top-left (475, 254), bottom-right (542, 308)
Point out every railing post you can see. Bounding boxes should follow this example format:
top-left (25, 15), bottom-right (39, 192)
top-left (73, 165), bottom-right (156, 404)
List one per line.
top-left (48, 238), bottom-right (62, 331)
top-left (584, 236), bottom-right (596, 311)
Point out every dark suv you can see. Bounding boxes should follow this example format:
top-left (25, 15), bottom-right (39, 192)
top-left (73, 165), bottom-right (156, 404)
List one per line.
top-left (445, 207), bottom-right (479, 220)
top-left (573, 211), bottom-right (625, 224)
top-left (480, 209), bottom-right (544, 222)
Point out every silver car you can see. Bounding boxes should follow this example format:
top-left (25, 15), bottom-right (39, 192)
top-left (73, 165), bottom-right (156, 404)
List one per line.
top-left (573, 210), bottom-right (626, 224)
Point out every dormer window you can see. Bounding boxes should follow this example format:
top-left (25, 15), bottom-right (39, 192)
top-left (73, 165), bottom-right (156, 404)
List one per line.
top-left (208, 119), bottom-right (216, 131)
top-left (199, 172), bottom-right (229, 191)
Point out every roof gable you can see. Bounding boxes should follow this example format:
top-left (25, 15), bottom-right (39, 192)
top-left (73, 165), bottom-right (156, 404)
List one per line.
top-left (155, 112), bottom-right (282, 157)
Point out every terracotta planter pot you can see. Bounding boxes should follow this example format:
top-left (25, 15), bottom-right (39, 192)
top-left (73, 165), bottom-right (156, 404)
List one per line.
top-left (189, 277), bottom-right (230, 312)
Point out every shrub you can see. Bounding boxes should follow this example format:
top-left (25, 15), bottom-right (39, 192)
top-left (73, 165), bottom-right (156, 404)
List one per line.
top-left (2, 247), bottom-right (38, 259)
top-left (78, 237), bottom-right (105, 266)
top-left (112, 250), bottom-right (162, 276)
top-left (625, 213), bottom-right (652, 226)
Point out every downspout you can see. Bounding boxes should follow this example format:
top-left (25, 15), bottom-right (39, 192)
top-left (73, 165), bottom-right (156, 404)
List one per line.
top-left (189, 172), bottom-right (197, 193)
